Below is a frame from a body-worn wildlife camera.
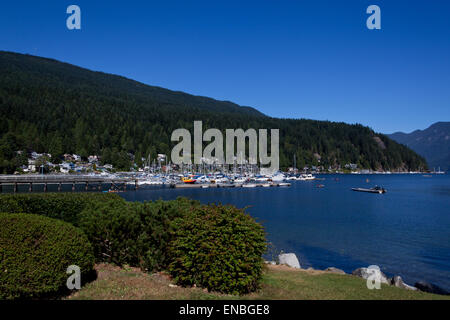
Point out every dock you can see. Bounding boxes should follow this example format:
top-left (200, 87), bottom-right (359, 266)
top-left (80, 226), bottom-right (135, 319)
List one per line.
top-left (0, 175), bottom-right (137, 193)
top-left (170, 183), bottom-right (291, 189)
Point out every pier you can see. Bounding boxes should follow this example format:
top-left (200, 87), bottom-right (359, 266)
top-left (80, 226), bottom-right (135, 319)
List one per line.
top-left (0, 175), bottom-right (138, 193)
top-left (170, 182), bottom-right (291, 188)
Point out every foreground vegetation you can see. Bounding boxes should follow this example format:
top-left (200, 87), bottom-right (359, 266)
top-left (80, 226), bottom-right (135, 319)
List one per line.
top-left (0, 212), bottom-right (94, 299)
top-left (2, 192), bottom-right (447, 300)
top-left (69, 264), bottom-right (449, 300)
top-left (0, 51), bottom-right (427, 172)
top-left (0, 193), bottom-right (266, 298)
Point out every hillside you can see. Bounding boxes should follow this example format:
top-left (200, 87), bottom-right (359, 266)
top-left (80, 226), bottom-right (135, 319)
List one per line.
top-left (389, 122), bottom-right (450, 171)
top-left (0, 51), bottom-right (427, 172)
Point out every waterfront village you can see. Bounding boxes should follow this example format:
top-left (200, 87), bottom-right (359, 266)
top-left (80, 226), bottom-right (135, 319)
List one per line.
top-left (16, 150), bottom-right (430, 176)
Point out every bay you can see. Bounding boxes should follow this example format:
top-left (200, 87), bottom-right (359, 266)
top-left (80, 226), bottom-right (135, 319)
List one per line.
top-left (121, 174), bottom-right (450, 291)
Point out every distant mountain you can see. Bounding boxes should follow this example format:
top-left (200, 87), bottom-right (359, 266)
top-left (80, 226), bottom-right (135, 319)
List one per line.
top-left (389, 122), bottom-right (450, 171)
top-left (0, 51), bottom-right (427, 172)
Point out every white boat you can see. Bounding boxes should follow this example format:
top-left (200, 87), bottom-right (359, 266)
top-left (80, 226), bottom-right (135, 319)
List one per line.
top-left (234, 176), bottom-right (247, 184)
top-left (215, 177), bottom-right (230, 183)
top-left (196, 175), bottom-right (211, 183)
top-left (271, 174), bottom-right (285, 182)
top-left (297, 174), bottom-right (315, 181)
top-left (242, 183), bottom-right (257, 188)
top-left (261, 183), bottom-right (272, 187)
top-left (277, 182), bottom-right (291, 187)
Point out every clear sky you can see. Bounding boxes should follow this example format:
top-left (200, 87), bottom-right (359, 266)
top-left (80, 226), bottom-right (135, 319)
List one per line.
top-left (1, 0), bottom-right (449, 133)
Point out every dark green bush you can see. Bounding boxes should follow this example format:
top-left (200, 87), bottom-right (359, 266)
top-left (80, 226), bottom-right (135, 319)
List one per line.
top-left (0, 213), bottom-right (95, 299)
top-left (78, 201), bottom-right (142, 266)
top-left (0, 193), bottom-right (124, 226)
top-left (0, 193), bottom-right (268, 295)
top-left (135, 198), bottom-right (200, 271)
top-left (167, 204), bottom-right (267, 295)
top-left (78, 197), bottom-right (200, 270)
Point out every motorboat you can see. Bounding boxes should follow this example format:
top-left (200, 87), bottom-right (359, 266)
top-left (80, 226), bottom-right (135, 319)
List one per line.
top-left (351, 186), bottom-right (386, 194)
top-left (271, 173), bottom-right (286, 182)
top-left (297, 174), bottom-right (315, 181)
top-left (242, 183), bottom-right (257, 188)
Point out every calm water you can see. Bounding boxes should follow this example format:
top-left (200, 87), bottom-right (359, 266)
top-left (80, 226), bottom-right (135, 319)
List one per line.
top-left (121, 174), bottom-right (450, 290)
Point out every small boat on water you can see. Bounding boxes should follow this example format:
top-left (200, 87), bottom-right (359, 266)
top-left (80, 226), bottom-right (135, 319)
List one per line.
top-left (182, 176), bottom-right (197, 184)
top-left (271, 173), bottom-right (286, 182)
top-left (351, 186), bottom-right (386, 194)
top-left (217, 183), bottom-right (235, 188)
top-left (233, 176), bottom-right (248, 184)
top-left (242, 183), bottom-right (257, 188)
top-left (277, 182), bottom-right (291, 187)
top-left (297, 174), bottom-right (315, 181)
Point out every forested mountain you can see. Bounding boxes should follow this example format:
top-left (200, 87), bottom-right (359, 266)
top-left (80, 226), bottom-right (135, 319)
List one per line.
top-left (389, 122), bottom-right (450, 171)
top-left (0, 51), bottom-right (427, 172)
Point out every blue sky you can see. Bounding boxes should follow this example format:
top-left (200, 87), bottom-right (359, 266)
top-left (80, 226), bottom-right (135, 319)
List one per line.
top-left (1, 0), bottom-right (449, 133)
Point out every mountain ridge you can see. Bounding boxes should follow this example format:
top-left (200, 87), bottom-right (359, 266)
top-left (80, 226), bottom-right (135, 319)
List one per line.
top-left (0, 51), bottom-right (427, 172)
top-left (388, 122), bottom-right (450, 171)
top-left (0, 50), bottom-right (265, 117)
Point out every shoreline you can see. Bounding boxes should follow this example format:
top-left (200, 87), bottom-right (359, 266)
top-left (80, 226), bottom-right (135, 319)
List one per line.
top-left (266, 253), bottom-right (449, 296)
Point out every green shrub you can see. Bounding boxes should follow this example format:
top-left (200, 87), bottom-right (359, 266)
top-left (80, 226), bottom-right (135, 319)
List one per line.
top-left (167, 204), bottom-right (267, 295)
top-left (0, 213), bottom-right (95, 299)
top-left (0, 193), bottom-right (124, 226)
top-left (78, 197), bottom-right (200, 270)
top-left (0, 193), bottom-right (268, 295)
top-left (135, 198), bottom-right (201, 271)
top-left (78, 201), bottom-right (142, 266)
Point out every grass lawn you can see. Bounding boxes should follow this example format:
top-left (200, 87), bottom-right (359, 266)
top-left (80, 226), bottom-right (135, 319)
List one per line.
top-left (68, 264), bottom-right (449, 300)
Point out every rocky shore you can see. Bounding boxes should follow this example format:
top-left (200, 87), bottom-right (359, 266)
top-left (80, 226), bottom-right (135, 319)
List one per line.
top-left (266, 253), bottom-right (449, 296)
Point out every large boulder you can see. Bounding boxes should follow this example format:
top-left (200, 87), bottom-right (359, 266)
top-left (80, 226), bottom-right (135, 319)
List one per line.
top-left (352, 267), bottom-right (389, 284)
top-left (278, 253), bottom-right (301, 269)
top-left (390, 276), bottom-right (417, 290)
top-left (414, 281), bottom-right (449, 295)
top-left (325, 267), bottom-right (346, 275)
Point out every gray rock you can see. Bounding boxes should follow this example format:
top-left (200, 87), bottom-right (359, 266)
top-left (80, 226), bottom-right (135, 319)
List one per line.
top-left (325, 267), bottom-right (346, 275)
top-left (415, 281), bottom-right (449, 295)
top-left (391, 276), bottom-right (417, 290)
top-left (264, 260), bottom-right (277, 265)
top-left (278, 253), bottom-right (301, 269)
top-left (352, 267), bottom-right (389, 284)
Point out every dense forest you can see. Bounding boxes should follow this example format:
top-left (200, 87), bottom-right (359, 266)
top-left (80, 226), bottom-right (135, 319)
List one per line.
top-left (0, 51), bottom-right (427, 173)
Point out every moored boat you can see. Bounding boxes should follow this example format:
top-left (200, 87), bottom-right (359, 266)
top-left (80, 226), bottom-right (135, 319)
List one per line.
top-left (351, 186), bottom-right (386, 194)
top-left (242, 183), bottom-right (257, 188)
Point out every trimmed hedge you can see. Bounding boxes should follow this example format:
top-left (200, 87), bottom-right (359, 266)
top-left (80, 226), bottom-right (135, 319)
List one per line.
top-left (79, 197), bottom-right (200, 270)
top-left (0, 193), bottom-right (124, 226)
top-left (167, 204), bottom-right (267, 295)
top-left (0, 193), bottom-right (268, 295)
top-left (0, 213), bottom-right (95, 299)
